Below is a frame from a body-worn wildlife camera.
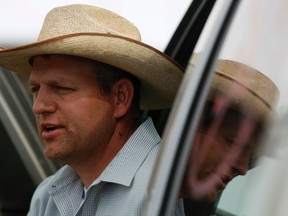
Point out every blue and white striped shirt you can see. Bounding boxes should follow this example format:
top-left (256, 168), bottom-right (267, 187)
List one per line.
top-left (27, 117), bottom-right (184, 216)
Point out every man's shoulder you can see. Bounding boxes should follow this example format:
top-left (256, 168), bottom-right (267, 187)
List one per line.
top-left (30, 165), bottom-right (74, 200)
top-left (28, 174), bottom-right (55, 214)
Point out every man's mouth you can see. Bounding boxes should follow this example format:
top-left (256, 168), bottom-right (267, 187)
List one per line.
top-left (44, 125), bottom-right (57, 132)
top-left (220, 175), bottom-right (231, 185)
top-left (40, 124), bottom-right (63, 140)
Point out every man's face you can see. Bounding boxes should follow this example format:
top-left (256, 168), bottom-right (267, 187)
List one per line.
top-left (29, 55), bottom-right (116, 165)
top-left (182, 104), bottom-right (260, 202)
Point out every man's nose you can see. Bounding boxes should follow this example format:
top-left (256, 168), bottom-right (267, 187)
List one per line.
top-left (32, 89), bottom-right (57, 115)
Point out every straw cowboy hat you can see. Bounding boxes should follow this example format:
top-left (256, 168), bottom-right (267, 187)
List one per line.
top-left (0, 4), bottom-right (184, 110)
top-left (188, 55), bottom-right (279, 123)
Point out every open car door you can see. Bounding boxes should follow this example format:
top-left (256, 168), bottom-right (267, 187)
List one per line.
top-left (144, 1), bottom-right (241, 215)
top-left (144, 0), bottom-right (288, 215)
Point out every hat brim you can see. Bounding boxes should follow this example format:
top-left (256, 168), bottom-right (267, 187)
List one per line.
top-left (0, 33), bottom-right (184, 110)
top-left (208, 72), bottom-right (272, 121)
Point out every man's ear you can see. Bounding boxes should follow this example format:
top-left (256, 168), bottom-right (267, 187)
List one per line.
top-left (113, 78), bottom-right (134, 118)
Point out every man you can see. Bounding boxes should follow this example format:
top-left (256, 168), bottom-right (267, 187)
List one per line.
top-left (0, 4), bottom-right (184, 216)
top-left (180, 58), bottom-right (279, 214)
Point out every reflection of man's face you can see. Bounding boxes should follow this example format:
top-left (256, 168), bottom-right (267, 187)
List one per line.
top-left (181, 102), bottom-right (261, 202)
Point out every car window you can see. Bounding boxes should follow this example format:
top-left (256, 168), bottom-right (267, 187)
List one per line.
top-left (145, 0), bottom-right (288, 215)
top-left (144, 1), bottom-right (243, 215)
top-left (212, 0), bottom-right (288, 215)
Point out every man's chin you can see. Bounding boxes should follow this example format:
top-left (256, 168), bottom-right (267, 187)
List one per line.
top-left (194, 186), bottom-right (219, 203)
top-left (44, 149), bottom-right (68, 164)
top-left (203, 192), bottom-right (218, 203)
top-left (182, 187), bottom-right (218, 203)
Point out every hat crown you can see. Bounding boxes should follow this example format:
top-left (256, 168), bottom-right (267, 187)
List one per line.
top-left (38, 4), bottom-right (141, 41)
top-left (215, 60), bottom-right (279, 110)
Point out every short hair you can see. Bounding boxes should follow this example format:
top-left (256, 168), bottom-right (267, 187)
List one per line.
top-left (199, 100), bottom-right (265, 147)
top-left (90, 60), bottom-right (141, 118)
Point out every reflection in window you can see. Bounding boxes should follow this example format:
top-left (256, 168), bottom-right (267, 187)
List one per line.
top-left (181, 58), bottom-right (279, 215)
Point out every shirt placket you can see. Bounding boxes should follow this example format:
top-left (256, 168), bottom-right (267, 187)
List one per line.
top-left (76, 183), bottom-right (103, 216)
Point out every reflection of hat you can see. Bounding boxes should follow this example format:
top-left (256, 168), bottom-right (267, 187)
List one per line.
top-left (189, 56), bottom-right (279, 122)
top-left (0, 4), bottom-right (184, 109)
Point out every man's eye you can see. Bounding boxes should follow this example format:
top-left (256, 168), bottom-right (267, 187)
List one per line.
top-left (225, 137), bottom-right (235, 146)
top-left (54, 86), bottom-right (74, 94)
top-left (54, 86), bottom-right (74, 93)
top-left (30, 86), bottom-right (39, 95)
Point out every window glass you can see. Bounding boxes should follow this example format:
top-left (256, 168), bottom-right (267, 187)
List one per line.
top-left (187, 0), bottom-right (288, 215)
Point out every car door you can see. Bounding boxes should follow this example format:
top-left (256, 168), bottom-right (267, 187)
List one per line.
top-left (143, 0), bottom-right (288, 215)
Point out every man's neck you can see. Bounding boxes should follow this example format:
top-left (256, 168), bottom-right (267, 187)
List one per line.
top-left (71, 118), bottom-right (140, 188)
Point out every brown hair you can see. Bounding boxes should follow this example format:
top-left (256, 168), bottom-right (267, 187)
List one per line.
top-left (91, 60), bottom-right (141, 118)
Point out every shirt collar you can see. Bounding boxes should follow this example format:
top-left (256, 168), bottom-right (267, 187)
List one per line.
top-left (98, 117), bottom-right (160, 187)
top-left (49, 117), bottom-right (160, 192)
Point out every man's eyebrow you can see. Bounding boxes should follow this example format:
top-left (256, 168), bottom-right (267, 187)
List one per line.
top-left (47, 79), bottom-right (74, 86)
top-left (29, 79), bottom-right (77, 90)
